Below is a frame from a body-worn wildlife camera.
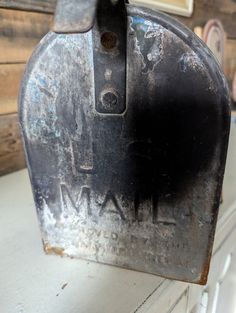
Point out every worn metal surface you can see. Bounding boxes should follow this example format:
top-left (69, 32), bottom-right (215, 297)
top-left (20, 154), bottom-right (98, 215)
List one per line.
top-left (53, 0), bottom-right (98, 33)
top-left (19, 2), bottom-right (230, 284)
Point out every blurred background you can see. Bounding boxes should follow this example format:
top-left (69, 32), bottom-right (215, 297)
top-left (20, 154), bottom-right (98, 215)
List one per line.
top-left (0, 0), bottom-right (235, 177)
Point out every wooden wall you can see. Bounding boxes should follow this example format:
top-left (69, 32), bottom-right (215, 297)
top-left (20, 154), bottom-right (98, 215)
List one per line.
top-left (0, 0), bottom-right (235, 176)
top-left (176, 0), bottom-right (236, 88)
top-left (0, 6), bottom-right (52, 175)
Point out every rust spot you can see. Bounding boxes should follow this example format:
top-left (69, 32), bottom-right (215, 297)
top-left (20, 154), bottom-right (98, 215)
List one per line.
top-left (44, 243), bottom-right (65, 256)
top-left (199, 254), bottom-right (212, 285)
top-left (101, 31), bottom-right (117, 49)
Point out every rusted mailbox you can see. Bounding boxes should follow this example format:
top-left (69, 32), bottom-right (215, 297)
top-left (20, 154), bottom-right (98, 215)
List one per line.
top-left (19, 0), bottom-right (230, 284)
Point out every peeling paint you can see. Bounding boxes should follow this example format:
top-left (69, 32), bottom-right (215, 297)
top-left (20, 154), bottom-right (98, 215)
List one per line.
top-left (129, 16), bottom-right (165, 73)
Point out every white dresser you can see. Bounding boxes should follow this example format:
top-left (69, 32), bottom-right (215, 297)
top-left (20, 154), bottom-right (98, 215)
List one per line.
top-left (0, 118), bottom-right (236, 313)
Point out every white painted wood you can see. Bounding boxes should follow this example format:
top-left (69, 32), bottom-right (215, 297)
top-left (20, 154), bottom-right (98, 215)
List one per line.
top-left (0, 119), bottom-right (235, 313)
top-left (0, 170), bottom-right (164, 313)
top-left (130, 0), bottom-right (194, 17)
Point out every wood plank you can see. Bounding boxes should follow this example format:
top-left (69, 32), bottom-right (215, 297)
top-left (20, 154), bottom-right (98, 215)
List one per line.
top-left (0, 0), bottom-right (234, 16)
top-left (215, 0), bottom-right (236, 15)
top-left (0, 8), bottom-right (52, 63)
top-left (0, 113), bottom-right (25, 176)
top-left (0, 0), bottom-right (56, 13)
top-left (196, 0), bottom-right (236, 18)
top-left (174, 0), bottom-right (236, 38)
top-left (0, 64), bottom-right (25, 115)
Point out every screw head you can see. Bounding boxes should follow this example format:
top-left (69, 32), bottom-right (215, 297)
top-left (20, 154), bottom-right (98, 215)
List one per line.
top-left (102, 91), bottom-right (118, 107)
top-left (101, 32), bottom-right (117, 50)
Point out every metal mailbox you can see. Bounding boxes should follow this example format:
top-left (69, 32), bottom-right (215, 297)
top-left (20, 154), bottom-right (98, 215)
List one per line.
top-left (19, 0), bottom-right (231, 284)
